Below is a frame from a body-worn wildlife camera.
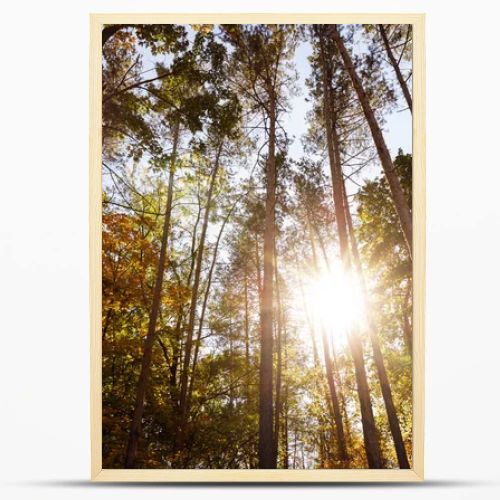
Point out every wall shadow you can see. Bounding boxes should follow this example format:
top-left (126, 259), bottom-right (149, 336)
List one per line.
top-left (18, 479), bottom-right (496, 489)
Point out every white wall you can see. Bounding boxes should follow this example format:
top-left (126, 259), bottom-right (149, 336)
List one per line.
top-left (1, 1), bottom-right (499, 498)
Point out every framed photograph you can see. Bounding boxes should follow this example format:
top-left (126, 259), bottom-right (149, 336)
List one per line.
top-left (90, 13), bottom-right (425, 482)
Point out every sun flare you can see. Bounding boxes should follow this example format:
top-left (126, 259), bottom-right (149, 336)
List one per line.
top-left (100, 20), bottom-right (415, 471)
top-left (302, 262), bottom-right (366, 345)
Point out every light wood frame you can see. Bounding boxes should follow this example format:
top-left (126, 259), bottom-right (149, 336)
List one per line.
top-left (90, 13), bottom-right (425, 482)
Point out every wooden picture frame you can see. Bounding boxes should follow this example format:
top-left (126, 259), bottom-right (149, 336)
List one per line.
top-left (90, 13), bottom-right (425, 482)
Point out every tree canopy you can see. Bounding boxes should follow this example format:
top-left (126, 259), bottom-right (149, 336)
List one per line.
top-left (101, 23), bottom-right (413, 469)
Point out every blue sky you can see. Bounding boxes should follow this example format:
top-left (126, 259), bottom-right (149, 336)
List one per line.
top-left (283, 36), bottom-right (412, 163)
top-left (135, 25), bottom-right (412, 186)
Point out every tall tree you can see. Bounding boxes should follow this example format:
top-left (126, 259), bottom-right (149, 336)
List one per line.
top-left (175, 37), bottom-right (242, 454)
top-left (102, 23), bottom-right (414, 470)
top-left (342, 178), bottom-right (410, 469)
top-left (273, 249), bottom-right (284, 464)
top-left (316, 25), bottom-right (383, 468)
top-left (125, 120), bottom-right (180, 468)
top-left (125, 29), bottom-right (239, 467)
top-left (291, 161), bottom-right (349, 463)
top-left (377, 24), bottom-right (412, 112)
top-left (222, 24), bottom-right (297, 468)
top-left (330, 24), bottom-right (413, 258)
top-left (175, 144), bottom-right (223, 454)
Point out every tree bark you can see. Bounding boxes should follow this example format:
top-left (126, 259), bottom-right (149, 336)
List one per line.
top-left (402, 280), bottom-right (413, 354)
top-left (124, 121), bottom-right (180, 468)
top-left (378, 25), bottom-right (412, 112)
top-left (273, 249), bottom-right (283, 465)
top-left (255, 234), bottom-right (263, 305)
top-left (259, 93), bottom-right (277, 469)
top-left (330, 24), bottom-right (413, 258)
top-left (292, 430), bottom-right (298, 468)
top-left (168, 306), bottom-right (184, 409)
top-left (244, 261), bottom-right (252, 404)
top-left (244, 262), bottom-right (250, 368)
top-left (331, 344), bottom-right (354, 454)
top-left (281, 323), bottom-right (289, 469)
top-left (321, 330), bottom-right (348, 463)
top-left (317, 29), bottom-right (383, 469)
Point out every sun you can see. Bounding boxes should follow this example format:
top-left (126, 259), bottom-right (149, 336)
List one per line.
top-left (301, 262), bottom-right (366, 345)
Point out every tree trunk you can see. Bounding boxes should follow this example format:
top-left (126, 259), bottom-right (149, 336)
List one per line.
top-left (296, 252), bottom-right (341, 464)
top-left (317, 30), bottom-right (383, 469)
top-left (244, 261), bottom-right (251, 402)
top-left (124, 121), bottom-right (180, 468)
top-left (345, 332), bottom-right (382, 468)
top-left (309, 217), bottom-right (355, 458)
top-left (293, 430), bottom-right (298, 468)
top-left (168, 306), bottom-right (184, 409)
top-left (342, 179), bottom-right (410, 469)
top-left (176, 144), bottom-right (223, 454)
top-left (282, 323), bottom-right (289, 469)
top-left (244, 262), bottom-right (250, 364)
top-left (259, 94), bottom-right (277, 469)
top-left (306, 218), bottom-right (348, 463)
top-left (402, 280), bottom-right (413, 354)
top-left (255, 234), bottom-right (263, 308)
top-left (229, 327), bottom-right (235, 408)
top-left (378, 25), bottom-right (412, 112)
top-left (185, 193), bottom-right (240, 421)
top-left (273, 249), bottom-right (283, 465)
top-left (330, 24), bottom-right (413, 258)
top-left (321, 331), bottom-right (348, 463)
top-left (331, 345), bottom-right (354, 454)
top-left (297, 269), bottom-right (320, 366)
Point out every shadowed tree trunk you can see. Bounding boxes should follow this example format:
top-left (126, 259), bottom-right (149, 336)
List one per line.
top-left (317, 28), bottom-right (383, 469)
top-left (378, 25), bottom-right (412, 112)
top-left (167, 198), bottom-right (202, 411)
top-left (292, 430), bottom-right (298, 468)
top-left (273, 249), bottom-right (283, 464)
top-left (321, 331), bottom-right (348, 464)
top-left (402, 280), bottom-right (413, 354)
top-left (259, 92), bottom-right (277, 469)
top-left (342, 179), bottom-right (410, 469)
top-left (244, 261), bottom-right (251, 402)
top-left (331, 344), bottom-right (354, 454)
top-left (330, 24), bottom-right (413, 258)
top-left (255, 234), bottom-right (263, 305)
top-left (168, 306), bottom-right (183, 409)
top-left (281, 322), bottom-right (289, 469)
top-left (124, 121), bottom-right (180, 468)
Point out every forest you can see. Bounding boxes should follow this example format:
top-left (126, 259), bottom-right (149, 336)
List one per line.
top-left (101, 23), bottom-right (413, 470)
